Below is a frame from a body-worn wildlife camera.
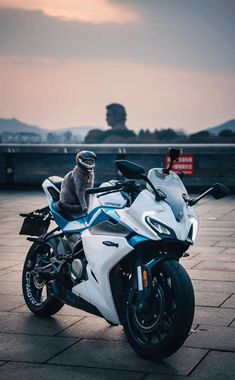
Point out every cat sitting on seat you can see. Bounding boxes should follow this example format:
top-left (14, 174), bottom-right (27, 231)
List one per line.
top-left (58, 150), bottom-right (96, 214)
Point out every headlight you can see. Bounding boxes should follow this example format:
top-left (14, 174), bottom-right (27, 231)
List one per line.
top-left (145, 216), bottom-right (175, 238)
top-left (189, 217), bottom-right (198, 242)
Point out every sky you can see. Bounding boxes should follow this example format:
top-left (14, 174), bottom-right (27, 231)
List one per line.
top-left (0, 0), bottom-right (235, 133)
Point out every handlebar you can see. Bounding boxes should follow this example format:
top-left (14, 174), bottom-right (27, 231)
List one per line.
top-left (85, 181), bottom-right (141, 195)
top-left (85, 183), bottom-right (123, 195)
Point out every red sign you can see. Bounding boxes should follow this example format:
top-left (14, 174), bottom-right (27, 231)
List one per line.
top-left (164, 154), bottom-right (194, 176)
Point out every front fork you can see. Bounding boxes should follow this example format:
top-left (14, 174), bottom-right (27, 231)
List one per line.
top-left (135, 264), bottom-right (150, 311)
top-left (132, 253), bottom-right (176, 311)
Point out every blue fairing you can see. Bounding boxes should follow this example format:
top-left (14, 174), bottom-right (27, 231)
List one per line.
top-left (128, 235), bottom-right (150, 247)
top-left (48, 200), bottom-right (120, 233)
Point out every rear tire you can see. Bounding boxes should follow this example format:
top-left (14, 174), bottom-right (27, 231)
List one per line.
top-left (22, 242), bottom-right (64, 317)
top-left (122, 260), bottom-right (195, 359)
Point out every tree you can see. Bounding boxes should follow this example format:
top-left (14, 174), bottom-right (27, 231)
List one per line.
top-left (84, 129), bottom-right (105, 143)
top-left (218, 129), bottom-right (233, 138)
top-left (157, 128), bottom-right (178, 141)
top-left (64, 131), bottom-right (72, 143)
top-left (189, 130), bottom-right (212, 142)
top-left (47, 132), bottom-right (56, 143)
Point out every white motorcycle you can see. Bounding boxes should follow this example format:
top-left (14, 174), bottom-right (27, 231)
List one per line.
top-left (21, 148), bottom-right (229, 359)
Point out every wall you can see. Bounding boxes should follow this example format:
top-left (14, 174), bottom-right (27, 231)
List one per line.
top-left (0, 144), bottom-right (234, 192)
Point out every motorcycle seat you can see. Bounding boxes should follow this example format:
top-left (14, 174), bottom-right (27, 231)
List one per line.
top-left (48, 176), bottom-right (63, 191)
top-left (51, 201), bottom-right (86, 221)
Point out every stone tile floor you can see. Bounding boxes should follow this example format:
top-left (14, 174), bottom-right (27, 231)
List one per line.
top-left (0, 191), bottom-right (234, 379)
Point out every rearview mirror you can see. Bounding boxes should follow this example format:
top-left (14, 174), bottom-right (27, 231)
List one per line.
top-left (116, 160), bottom-right (145, 179)
top-left (188, 182), bottom-right (230, 206)
top-left (211, 183), bottom-right (230, 199)
top-left (168, 147), bottom-right (181, 161)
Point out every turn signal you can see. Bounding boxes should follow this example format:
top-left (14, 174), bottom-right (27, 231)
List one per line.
top-left (143, 270), bottom-right (148, 288)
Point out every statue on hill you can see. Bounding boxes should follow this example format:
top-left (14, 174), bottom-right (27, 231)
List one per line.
top-left (84, 103), bottom-right (136, 143)
top-left (106, 103), bottom-right (127, 130)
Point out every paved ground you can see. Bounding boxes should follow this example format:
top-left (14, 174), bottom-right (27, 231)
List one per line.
top-left (0, 191), bottom-right (235, 380)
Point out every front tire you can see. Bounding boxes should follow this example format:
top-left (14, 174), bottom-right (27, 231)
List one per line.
top-left (122, 260), bottom-right (195, 359)
top-left (22, 242), bottom-right (64, 317)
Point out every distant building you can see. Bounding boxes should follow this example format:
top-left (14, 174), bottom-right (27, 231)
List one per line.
top-left (47, 132), bottom-right (82, 143)
top-left (1, 132), bottom-right (42, 144)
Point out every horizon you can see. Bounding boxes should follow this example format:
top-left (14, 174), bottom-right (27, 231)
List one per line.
top-left (0, 1), bottom-right (235, 133)
top-left (1, 115), bottom-right (235, 135)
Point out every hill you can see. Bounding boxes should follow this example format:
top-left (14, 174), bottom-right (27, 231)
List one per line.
top-left (207, 119), bottom-right (235, 136)
top-left (1, 116), bottom-right (235, 141)
top-left (56, 125), bottom-right (103, 140)
top-left (0, 118), bottom-right (48, 138)
top-left (0, 118), bottom-right (101, 141)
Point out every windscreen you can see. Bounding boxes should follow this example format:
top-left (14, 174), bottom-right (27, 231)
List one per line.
top-left (147, 168), bottom-right (188, 221)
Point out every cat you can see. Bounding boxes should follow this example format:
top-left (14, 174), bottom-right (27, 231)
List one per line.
top-left (58, 164), bottom-right (94, 214)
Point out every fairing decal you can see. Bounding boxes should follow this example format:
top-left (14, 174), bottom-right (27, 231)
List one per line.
top-left (49, 200), bottom-right (123, 234)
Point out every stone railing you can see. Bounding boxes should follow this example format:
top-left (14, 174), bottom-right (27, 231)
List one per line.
top-left (0, 144), bottom-right (234, 191)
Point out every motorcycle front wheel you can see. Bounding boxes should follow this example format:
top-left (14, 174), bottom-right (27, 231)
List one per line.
top-left (22, 242), bottom-right (64, 317)
top-left (122, 260), bottom-right (195, 360)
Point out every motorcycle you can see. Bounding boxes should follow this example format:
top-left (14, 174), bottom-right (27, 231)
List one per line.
top-left (20, 148), bottom-right (229, 359)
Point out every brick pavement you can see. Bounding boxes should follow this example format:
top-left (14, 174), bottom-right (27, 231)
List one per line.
top-left (0, 191), bottom-right (235, 379)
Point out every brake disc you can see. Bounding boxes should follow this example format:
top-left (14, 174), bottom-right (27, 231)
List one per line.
top-left (132, 286), bottom-right (165, 333)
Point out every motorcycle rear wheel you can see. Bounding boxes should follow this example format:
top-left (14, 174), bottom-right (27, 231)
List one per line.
top-left (22, 242), bottom-right (64, 317)
top-left (122, 260), bottom-right (195, 359)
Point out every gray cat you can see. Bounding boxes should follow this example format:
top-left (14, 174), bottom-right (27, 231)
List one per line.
top-left (58, 150), bottom-right (96, 214)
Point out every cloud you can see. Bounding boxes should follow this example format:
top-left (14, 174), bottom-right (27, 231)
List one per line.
top-left (0, 8), bottom-right (136, 59)
top-left (111, 0), bottom-right (235, 72)
top-left (0, 0), bottom-right (139, 23)
top-left (0, 1), bottom-right (235, 72)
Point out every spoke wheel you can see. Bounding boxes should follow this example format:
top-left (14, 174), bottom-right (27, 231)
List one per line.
top-left (122, 260), bottom-right (195, 359)
top-left (22, 242), bottom-right (64, 317)
top-left (132, 284), bottom-right (165, 332)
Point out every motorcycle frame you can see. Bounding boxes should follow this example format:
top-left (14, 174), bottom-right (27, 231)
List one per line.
top-left (41, 173), bottom-right (196, 325)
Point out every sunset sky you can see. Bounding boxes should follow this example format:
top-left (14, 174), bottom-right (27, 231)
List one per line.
top-left (0, 0), bottom-right (234, 132)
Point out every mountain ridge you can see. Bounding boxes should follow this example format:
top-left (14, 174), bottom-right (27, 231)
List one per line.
top-left (206, 119), bottom-right (235, 136)
top-left (0, 118), bottom-right (99, 140)
top-left (0, 117), bottom-right (235, 138)
top-left (0, 117), bottom-right (46, 135)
